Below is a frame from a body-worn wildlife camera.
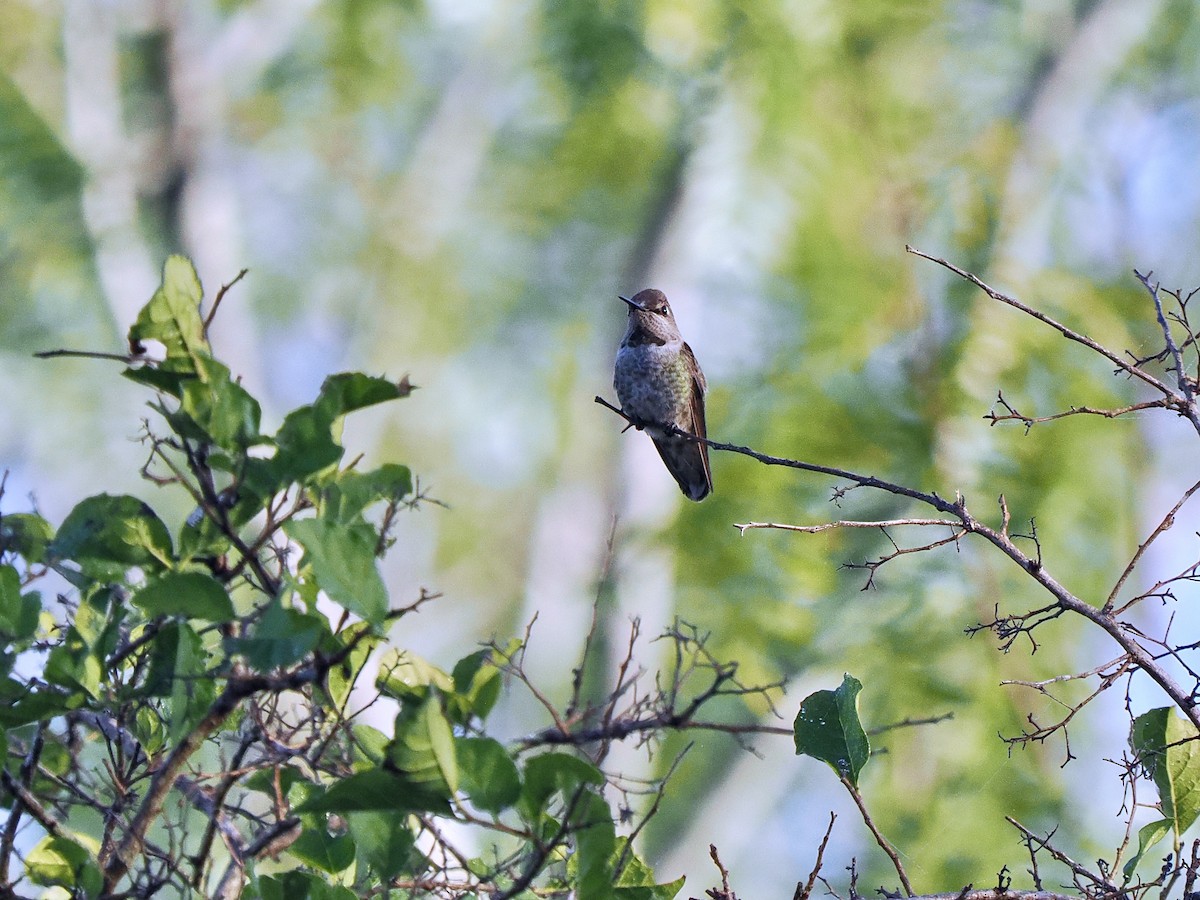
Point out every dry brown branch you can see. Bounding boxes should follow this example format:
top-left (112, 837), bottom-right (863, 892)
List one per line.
top-left (904, 248), bottom-right (1175, 397)
top-left (841, 775), bottom-right (913, 896)
top-left (600, 386), bottom-right (1200, 731)
top-left (984, 389), bottom-right (1167, 432)
top-left (794, 812), bottom-right (837, 900)
top-left (202, 267), bottom-right (249, 336)
top-left (1004, 817), bottom-right (1119, 896)
top-left (699, 844), bottom-right (738, 900)
top-left (735, 518), bottom-right (960, 535)
top-left (1107, 477), bottom-right (1200, 611)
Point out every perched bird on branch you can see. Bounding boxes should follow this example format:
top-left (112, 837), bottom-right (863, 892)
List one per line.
top-left (613, 289), bottom-right (712, 501)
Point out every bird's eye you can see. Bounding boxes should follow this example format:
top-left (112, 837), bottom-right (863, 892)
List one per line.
top-left (659, 304), bottom-right (670, 315)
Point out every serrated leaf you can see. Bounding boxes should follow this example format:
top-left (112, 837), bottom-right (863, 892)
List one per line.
top-left (270, 375), bottom-right (409, 489)
top-left (611, 838), bottom-right (686, 900)
top-left (348, 811), bottom-right (419, 880)
top-left (387, 695), bottom-right (457, 805)
top-left (289, 825), bottom-right (355, 874)
top-left (231, 598), bottom-right (326, 671)
top-left (179, 356), bottom-right (262, 449)
top-left (127, 255), bottom-right (208, 373)
top-left (49, 494), bottom-right (173, 578)
top-left (25, 835), bottom-right (102, 894)
top-left (324, 464), bottom-right (413, 523)
top-left (519, 752), bottom-right (605, 821)
top-left (313, 372), bottom-right (408, 419)
top-left (456, 737), bottom-right (521, 812)
top-left (1122, 818), bottom-right (1172, 879)
top-left (134, 571), bottom-right (235, 622)
top-left (286, 517), bottom-right (388, 626)
top-left (794, 673), bottom-right (870, 786)
top-left (298, 769), bottom-right (416, 813)
top-left (271, 405), bottom-right (344, 486)
top-left (1131, 707), bottom-right (1200, 837)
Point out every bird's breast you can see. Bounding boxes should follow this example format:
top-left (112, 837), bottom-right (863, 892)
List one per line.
top-left (614, 342), bottom-right (691, 428)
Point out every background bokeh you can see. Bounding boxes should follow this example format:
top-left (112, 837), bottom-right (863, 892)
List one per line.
top-left (4, 0), bottom-right (1200, 894)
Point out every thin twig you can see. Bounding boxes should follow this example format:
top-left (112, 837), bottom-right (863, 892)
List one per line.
top-left (867, 713), bottom-right (954, 736)
top-left (597, 395), bottom-right (1200, 732)
top-left (794, 812), bottom-right (837, 900)
top-left (33, 348), bottom-right (140, 363)
top-left (906, 247), bottom-right (1175, 397)
top-left (1107, 477), bottom-right (1200, 610)
top-left (202, 268), bottom-right (249, 336)
top-left (841, 776), bottom-right (912, 896)
top-left (735, 519), bottom-right (960, 535)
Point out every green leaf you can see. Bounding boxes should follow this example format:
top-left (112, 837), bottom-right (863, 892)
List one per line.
top-left (286, 517), bottom-right (388, 626)
top-left (133, 571), bottom-right (235, 622)
top-left (570, 791), bottom-right (617, 900)
top-left (298, 769), bottom-right (417, 813)
top-left (289, 824), bottom-right (356, 874)
top-left (313, 372), bottom-right (409, 419)
top-left (0, 564), bottom-right (38, 640)
top-left (348, 811), bottom-right (419, 879)
top-left (450, 649), bottom-right (502, 722)
top-left (1131, 707), bottom-right (1200, 837)
top-left (269, 374), bottom-right (409, 488)
top-left (324, 463), bottom-right (414, 523)
top-left (325, 631), bottom-right (378, 708)
top-left (376, 649), bottom-right (455, 702)
top-left (388, 695), bottom-right (458, 804)
top-left (351, 724), bottom-right (391, 767)
top-left (179, 356), bottom-right (262, 449)
top-left (122, 363), bottom-right (189, 396)
top-left (456, 737), bottom-right (521, 812)
top-left (43, 594), bottom-right (122, 700)
top-left (141, 620), bottom-right (213, 740)
top-left (25, 835), bottom-right (102, 894)
top-left (49, 494), bottom-right (173, 578)
top-left (1122, 818), bottom-right (1172, 879)
top-left (271, 405), bottom-right (344, 485)
top-left (794, 673), bottom-right (871, 786)
top-left (611, 838), bottom-right (686, 900)
top-left (255, 871), bottom-right (358, 900)
top-left (519, 752), bottom-right (605, 821)
top-left (0, 682), bottom-right (80, 727)
top-left (0, 512), bottom-right (54, 563)
top-left (232, 598), bottom-right (327, 671)
top-left (127, 255), bottom-right (208, 374)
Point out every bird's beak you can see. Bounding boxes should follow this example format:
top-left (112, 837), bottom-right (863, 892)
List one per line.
top-left (619, 295), bottom-right (643, 310)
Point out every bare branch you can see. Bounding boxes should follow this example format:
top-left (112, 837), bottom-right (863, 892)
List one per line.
top-left (1107, 477), bottom-right (1200, 611)
top-left (841, 775), bottom-right (912, 896)
top-left (794, 813), bottom-right (837, 900)
top-left (984, 389), bottom-right (1167, 432)
top-left (202, 268), bottom-right (250, 336)
top-left (905, 247), bottom-right (1175, 397)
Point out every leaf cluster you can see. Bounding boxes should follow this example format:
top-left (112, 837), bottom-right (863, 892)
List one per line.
top-left (0, 257), bottom-right (689, 899)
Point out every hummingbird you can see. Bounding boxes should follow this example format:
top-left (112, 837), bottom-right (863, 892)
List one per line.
top-left (613, 289), bottom-right (713, 501)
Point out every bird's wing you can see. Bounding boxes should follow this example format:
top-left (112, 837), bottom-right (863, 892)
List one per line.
top-left (682, 342), bottom-right (713, 494)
